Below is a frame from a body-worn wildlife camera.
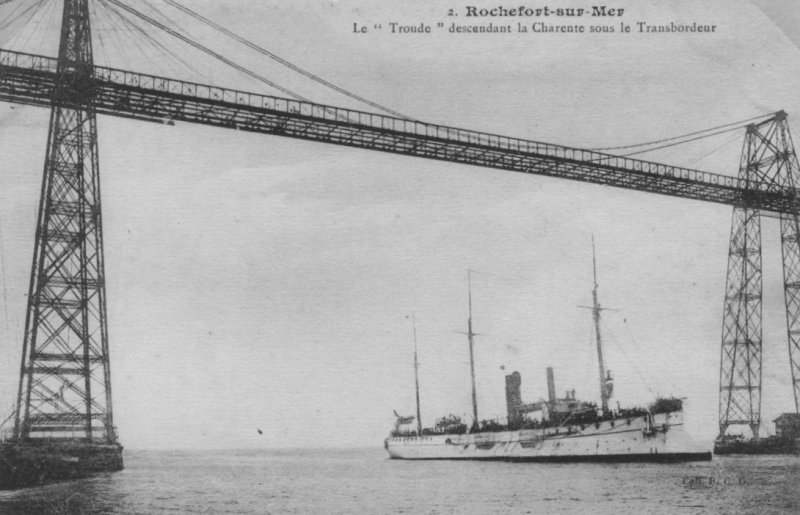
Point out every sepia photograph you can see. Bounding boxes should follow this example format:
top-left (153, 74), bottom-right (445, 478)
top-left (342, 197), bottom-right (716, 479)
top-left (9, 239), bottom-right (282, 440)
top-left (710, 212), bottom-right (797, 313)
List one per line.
top-left (0, 0), bottom-right (799, 512)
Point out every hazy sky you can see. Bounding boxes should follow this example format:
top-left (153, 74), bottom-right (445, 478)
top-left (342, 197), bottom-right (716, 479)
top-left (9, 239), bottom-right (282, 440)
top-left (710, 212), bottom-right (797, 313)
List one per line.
top-left (0, 0), bottom-right (799, 449)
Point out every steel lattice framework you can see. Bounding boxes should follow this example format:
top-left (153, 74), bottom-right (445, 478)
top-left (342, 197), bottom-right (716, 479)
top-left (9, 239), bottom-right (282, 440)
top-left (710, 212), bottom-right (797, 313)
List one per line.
top-left (13, 0), bottom-right (116, 443)
top-left (719, 138), bottom-right (764, 438)
top-left (0, 3), bottom-right (798, 445)
top-left (719, 114), bottom-right (800, 438)
top-left (777, 118), bottom-right (800, 416)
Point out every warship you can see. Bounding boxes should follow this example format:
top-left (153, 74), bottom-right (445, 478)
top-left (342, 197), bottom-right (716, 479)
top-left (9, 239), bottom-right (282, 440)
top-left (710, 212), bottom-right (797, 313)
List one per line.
top-left (385, 246), bottom-right (711, 462)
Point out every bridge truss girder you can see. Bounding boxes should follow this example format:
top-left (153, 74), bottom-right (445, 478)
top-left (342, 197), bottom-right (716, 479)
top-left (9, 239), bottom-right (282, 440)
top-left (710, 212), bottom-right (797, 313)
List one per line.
top-left (0, 48), bottom-right (799, 214)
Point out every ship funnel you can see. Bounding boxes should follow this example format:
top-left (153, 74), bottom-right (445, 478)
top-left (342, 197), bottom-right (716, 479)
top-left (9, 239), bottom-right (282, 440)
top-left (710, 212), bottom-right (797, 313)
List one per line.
top-left (505, 371), bottom-right (522, 426)
top-left (547, 367), bottom-right (556, 405)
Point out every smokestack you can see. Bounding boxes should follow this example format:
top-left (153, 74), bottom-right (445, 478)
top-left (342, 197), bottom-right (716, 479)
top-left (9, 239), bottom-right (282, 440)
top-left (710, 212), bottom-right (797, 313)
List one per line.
top-left (505, 371), bottom-right (522, 425)
top-left (547, 367), bottom-right (556, 405)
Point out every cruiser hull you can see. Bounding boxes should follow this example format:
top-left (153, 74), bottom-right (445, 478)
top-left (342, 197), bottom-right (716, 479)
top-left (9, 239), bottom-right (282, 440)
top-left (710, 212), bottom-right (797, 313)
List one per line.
top-left (385, 411), bottom-right (711, 462)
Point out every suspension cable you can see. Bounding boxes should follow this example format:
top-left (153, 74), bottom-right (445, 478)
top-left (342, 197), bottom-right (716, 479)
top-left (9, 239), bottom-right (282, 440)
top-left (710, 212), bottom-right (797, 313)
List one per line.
top-left (98, 0), bottom-right (198, 77)
top-left (0, 0), bottom-right (34, 33)
top-left (0, 0), bottom-right (46, 47)
top-left (162, 0), bottom-right (412, 120)
top-left (100, 0), bottom-right (311, 102)
top-left (618, 123), bottom-right (762, 158)
top-left (684, 132), bottom-right (741, 166)
top-left (590, 113), bottom-right (774, 152)
top-left (7, 0), bottom-right (51, 53)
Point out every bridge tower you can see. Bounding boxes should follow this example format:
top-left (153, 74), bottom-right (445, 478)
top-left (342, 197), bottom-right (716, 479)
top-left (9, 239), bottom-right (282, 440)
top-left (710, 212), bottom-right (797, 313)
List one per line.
top-left (719, 112), bottom-right (800, 438)
top-left (13, 0), bottom-right (117, 445)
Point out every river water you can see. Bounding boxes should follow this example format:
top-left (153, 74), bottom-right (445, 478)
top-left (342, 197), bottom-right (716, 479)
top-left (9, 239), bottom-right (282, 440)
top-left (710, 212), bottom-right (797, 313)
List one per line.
top-left (0, 448), bottom-right (797, 513)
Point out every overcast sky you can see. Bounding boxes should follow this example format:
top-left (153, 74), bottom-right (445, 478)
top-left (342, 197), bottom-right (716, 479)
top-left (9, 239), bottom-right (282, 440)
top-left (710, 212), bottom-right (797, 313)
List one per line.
top-left (0, 0), bottom-right (799, 449)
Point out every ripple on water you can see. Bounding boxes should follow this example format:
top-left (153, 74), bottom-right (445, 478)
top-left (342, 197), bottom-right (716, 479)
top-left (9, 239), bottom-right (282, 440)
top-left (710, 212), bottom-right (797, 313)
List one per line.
top-left (0, 450), bottom-right (796, 513)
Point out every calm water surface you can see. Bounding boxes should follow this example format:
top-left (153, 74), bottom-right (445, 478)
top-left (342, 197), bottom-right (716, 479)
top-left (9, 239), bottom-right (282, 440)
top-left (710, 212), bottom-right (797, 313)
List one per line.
top-left (0, 448), bottom-right (797, 513)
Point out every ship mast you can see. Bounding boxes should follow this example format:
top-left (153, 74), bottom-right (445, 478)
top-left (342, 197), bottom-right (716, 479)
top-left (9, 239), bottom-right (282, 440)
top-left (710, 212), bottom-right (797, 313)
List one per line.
top-left (467, 270), bottom-right (479, 430)
top-left (591, 237), bottom-right (610, 414)
top-left (411, 314), bottom-right (422, 437)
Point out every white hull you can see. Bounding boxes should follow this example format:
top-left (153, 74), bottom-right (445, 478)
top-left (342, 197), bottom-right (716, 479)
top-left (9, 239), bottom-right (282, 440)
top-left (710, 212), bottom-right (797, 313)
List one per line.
top-left (385, 411), bottom-right (711, 462)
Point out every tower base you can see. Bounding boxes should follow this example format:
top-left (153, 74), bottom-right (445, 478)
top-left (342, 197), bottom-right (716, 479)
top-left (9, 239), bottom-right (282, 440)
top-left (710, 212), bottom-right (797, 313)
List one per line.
top-left (714, 434), bottom-right (799, 455)
top-left (0, 440), bottom-right (123, 490)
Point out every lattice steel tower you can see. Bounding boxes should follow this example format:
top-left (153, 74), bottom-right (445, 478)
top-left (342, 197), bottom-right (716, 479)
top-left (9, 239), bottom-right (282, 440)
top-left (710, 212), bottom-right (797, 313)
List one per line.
top-left (719, 112), bottom-right (800, 439)
top-left (13, 0), bottom-right (117, 443)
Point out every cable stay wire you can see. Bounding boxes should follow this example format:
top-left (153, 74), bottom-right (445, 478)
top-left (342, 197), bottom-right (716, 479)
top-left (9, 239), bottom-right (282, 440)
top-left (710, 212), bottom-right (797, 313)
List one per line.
top-left (132, 0), bottom-right (211, 75)
top-left (0, 0), bottom-right (36, 33)
top-left (161, 0), bottom-right (413, 120)
top-left (92, 0), bottom-right (143, 72)
top-left (0, 0), bottom-right (47, 48)
top-left (617, 123), bottom-right (761, 158)
top-left (99, 0), bottom-right (312, 103)
top-left (684, 132), bottom-right (742, 167)
top-left (99, 0), bottom-right (369, 126)
top-left (96, 0), bottom-right (198, 78)
top-left (86, 3), bottom-right (493, 140)
top-left (588, 113), bottom-right (775, 161)
top-left (6, 0), bottom-right (54, 55)
top-left (137, 0), bottom-right (188, 39)
top-left (91, 0), bottom-right (111, 59)
top-left (94, 0), bottom-right (153, 73)
top-left (589, 112), bottom-right (774, 152)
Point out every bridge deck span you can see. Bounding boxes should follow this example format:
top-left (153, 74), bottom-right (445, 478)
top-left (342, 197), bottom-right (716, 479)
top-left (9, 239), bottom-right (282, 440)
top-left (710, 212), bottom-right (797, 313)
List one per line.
top-left (0, 48), bottom-right (796, 214)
